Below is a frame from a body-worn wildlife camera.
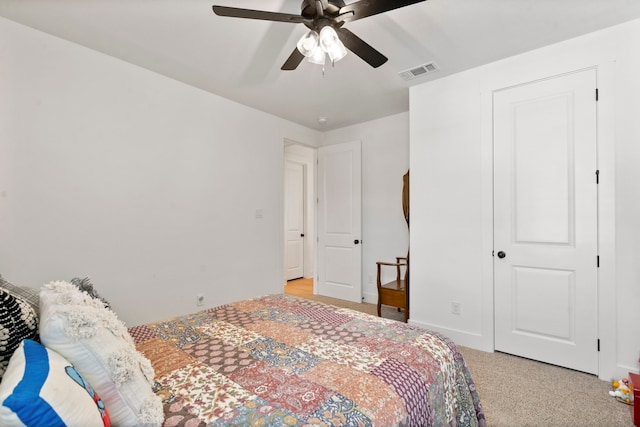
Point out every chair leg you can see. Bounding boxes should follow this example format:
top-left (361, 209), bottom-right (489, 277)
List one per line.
top-left (377, 299), bottom-right (382, 317)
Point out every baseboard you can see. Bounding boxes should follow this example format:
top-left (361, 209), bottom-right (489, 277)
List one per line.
top-left (408, 318), bottom-right (494, 353)
top-left (363, 291), bottom-right (377, 305)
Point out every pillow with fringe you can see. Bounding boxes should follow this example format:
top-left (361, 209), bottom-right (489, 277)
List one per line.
top-left (69, 277), bottom-right (111, 310)
top-left (39, 281), bottom-right (163, 427)
top-left (0, 339), bottom-right (110, 427)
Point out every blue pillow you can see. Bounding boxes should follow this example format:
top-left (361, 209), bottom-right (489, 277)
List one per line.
top-left (0, 340), bottom-right (110, 427)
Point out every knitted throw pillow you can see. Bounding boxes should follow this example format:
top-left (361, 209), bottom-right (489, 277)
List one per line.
top-left (0, 289), bottom-right (39, 379)
top-left (0, 274), bottom-right (39, 316)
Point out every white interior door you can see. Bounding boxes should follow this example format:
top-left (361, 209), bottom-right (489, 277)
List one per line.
top-left (493, 69), bottom-right (598, 374)
top-left (284, 161), bottom-right (304, 281)
top-left (317, 141), bottom-right (362, 303)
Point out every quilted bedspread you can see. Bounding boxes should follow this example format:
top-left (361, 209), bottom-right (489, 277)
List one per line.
top-left (129, 295), bottom-right (486, 427)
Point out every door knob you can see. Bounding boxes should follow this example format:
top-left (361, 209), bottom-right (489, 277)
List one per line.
top-left (300, 233), bottom-right (305, 237)
top-left (497, 251), bottom-right (506, 259)
top-left (354, 239), bottom-right (360, 245)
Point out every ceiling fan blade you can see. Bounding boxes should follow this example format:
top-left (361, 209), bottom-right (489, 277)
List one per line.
top-left (338, 0), bottom-right (426, 23)
top-left (336, 27), bottom-right (388, 68)
top-left (212, 5), bottom-right (308, 24)
top-left (281, 48), bottom-right (305, 70)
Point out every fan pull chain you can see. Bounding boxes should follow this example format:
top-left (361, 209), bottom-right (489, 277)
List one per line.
top-left (321, 58), bottom-right (338, 77)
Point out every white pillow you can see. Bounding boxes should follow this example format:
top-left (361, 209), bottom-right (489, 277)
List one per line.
top-left (39, 281), bottom-right (163, 427)
top-left (0, 339), bottom-right (110, 427)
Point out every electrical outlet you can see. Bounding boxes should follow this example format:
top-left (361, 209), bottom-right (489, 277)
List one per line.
top-left (451, 301), bottom-right (461, 315)
top-left (196, 294), bottom-right (205, 307)
top-left (367, 275), bottom-right (373, 285)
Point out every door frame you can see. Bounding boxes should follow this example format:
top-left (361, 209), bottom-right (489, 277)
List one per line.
top-left (479, 64), bottom-right (617, 379)
top-left (492, 68), bottom-right (598, 374)
top-left (283, 142), bottom-right (317, 287)
top-left (282, 140), bottom-right (363, 303)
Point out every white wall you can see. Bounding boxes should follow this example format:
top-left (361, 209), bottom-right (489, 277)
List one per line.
top-left (0, 17), bottom-right (321, 326)
top-left (410, 18), bottom-right (640, 380)
top-left (321, 113), bottom-right (410, 303)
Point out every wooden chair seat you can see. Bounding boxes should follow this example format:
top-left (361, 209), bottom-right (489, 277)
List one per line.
top-left (376, 257), bottom-right (409, 322)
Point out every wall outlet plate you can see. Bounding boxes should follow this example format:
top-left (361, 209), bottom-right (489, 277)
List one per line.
top-left (451, 301), bottom-right (461, 315)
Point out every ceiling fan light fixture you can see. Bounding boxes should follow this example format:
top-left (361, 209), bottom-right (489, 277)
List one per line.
top-left (307, 44), bottom-right (326, 64)
top-left (296, 30), bottom-right (319, 57)
top-left (326, 41), bottom-right (347, 63)
top-left (319, 26), bottom-right (347, 63)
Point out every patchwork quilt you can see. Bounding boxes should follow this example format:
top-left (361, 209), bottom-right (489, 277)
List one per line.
top-left (129, 294), bottom-right (486, 427)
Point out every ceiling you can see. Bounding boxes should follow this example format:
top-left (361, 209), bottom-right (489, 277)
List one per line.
top-left (2, 0), bottom-right (640, 131)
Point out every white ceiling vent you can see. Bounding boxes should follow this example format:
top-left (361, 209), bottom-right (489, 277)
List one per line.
top-left (399, 62), bottom-right (439, 81)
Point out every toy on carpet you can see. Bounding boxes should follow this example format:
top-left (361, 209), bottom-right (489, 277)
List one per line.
top-left (609, 377), bottom-right (633, 405)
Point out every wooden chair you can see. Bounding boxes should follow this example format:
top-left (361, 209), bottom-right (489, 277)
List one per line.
top-left (376, 255), bottom-right (409, 322)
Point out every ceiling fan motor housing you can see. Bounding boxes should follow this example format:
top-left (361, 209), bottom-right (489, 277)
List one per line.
top-left (300, 0), bottom-right (346, 19)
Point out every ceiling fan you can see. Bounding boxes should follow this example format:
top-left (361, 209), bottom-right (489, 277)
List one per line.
top-left (212, 0), bottom-right (426, 70)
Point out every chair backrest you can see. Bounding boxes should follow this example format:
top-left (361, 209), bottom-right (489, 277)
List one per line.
top-left (402, 170), bottom-right (409, 228)
top-left (405, 252), bottom-right (409, 287)
top-left (403, 171), bottom-right (409, 289)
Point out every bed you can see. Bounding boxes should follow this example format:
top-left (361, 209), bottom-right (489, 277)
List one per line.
top-left (130, 294), bottom-right (486, 426)
top-left (0, 278), bottom-right (486, 427)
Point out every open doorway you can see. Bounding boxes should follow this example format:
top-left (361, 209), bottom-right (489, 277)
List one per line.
top-left (283, 142), bottom-right (316, 292)
top-left (284, 277), bottom-right (314, 298)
